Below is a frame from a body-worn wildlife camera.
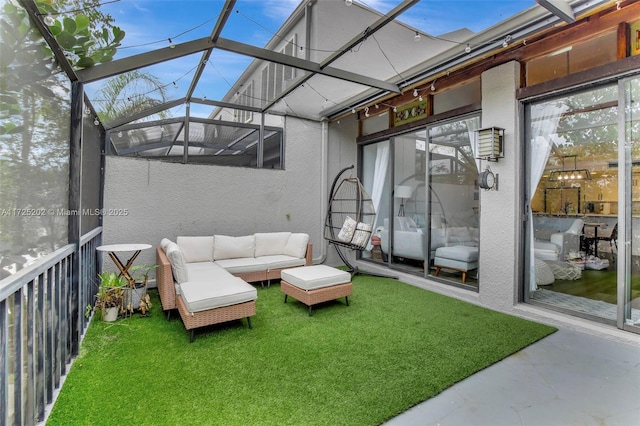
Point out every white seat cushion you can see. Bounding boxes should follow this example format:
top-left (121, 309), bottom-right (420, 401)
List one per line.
top-left (214, 258), bottom-right (267, 274)
top-left (281, 265), bottom-right (351, 291)
top-left (256, 255), bottom-right (306, 271)
top-left (179, 279), bottom-right (257, 313)
top-left (185, 262), bottom-right (233, 282)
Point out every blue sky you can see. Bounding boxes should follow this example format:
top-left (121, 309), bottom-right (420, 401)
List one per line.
top-left (88, 0), bottom-right (535, 118)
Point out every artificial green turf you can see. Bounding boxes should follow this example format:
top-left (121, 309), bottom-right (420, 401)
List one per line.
top-left (47, 276), bottom-right (556, 425)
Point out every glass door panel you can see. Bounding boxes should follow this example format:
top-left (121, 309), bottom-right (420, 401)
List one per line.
top-left (428, 116), bottom-right (480, 286)
top-left (622, 76), bottom-right (640, 331)
top-left (391, 131), bottom-right (427, 273)
top-left (527, 85), bottom-right (620, 322)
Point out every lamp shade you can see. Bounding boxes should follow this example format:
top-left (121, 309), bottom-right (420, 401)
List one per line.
top-left (395, 185), bottom-right (413, 199)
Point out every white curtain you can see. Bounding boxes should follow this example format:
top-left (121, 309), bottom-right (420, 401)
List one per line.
top-left (528, 102), bottom-right (569, 291)
top-left (465, 117), bottom-right (481, 171)
top-left (366, 141), bottom-right (389, 251)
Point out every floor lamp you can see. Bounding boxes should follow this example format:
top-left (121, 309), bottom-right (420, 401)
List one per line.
top-left (395, 185), bottom-right (413, 217)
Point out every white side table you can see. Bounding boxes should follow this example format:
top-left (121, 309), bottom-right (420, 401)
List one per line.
top-left (96, 244), bottom-right (152, 286)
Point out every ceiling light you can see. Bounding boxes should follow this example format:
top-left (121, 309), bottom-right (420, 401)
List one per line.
top-left (414, 31), bottom-right (421, 42)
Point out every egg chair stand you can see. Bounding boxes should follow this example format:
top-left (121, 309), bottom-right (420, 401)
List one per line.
top-left (324, 165), bottom-right (397, 279)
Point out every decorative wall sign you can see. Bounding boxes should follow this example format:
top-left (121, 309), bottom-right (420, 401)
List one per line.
top-left (392, 100), bottom-right (427, 126)
top-left (632, 20), bottom-right (640, 56)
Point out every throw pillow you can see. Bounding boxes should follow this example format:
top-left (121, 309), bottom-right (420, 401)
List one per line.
top-left (337, 216), bottom-right (357, 242)
top-left (351, 221), bottom-right (372, 248)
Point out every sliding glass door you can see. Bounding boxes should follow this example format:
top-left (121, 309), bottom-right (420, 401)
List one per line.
top-left (360, 114), bottom-right (481, 288)
top-left (622, 76), bottom-right (640, 332)
top-left (526, 76), bottom-right (640, 333)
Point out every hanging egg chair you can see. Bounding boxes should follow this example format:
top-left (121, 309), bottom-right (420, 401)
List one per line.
top-left (324, 165), bottom-right (376, 274)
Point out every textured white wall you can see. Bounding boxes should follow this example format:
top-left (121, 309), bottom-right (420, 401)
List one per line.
top-left (478, 61), bottom-right (522, 310)
top-left (102, 117), bottom-right (325, 280)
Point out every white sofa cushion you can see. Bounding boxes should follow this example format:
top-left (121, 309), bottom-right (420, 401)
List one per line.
top-left (185, 262), bottom-right (234, 282)
top-left (214, 258), bottom-right (267, 274)
top-left (257, 255), bottom-right (306, 271)
top-left (177, 236), bottom-right (214, 263)
top-left (254, 232), bottom-right (291, 257)
top-left (214, 235), bottom-right (255, 260)
top-left (283, 233), bottom-right (309, 258)
top-left (179, 278), bottom-right (257, 313)
top-left (165, 242), bottom-right (189, 284)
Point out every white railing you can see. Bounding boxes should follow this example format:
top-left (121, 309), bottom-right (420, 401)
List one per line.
top-left (0, 227), bottom-right (102, 426)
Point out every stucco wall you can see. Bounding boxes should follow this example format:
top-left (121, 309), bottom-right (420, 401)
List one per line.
top-left (478, 61), bottom-right (522, 310)
top-left (101, 116), bottom-right (325, 281)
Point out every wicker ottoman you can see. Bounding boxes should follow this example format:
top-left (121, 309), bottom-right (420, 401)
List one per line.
top-left (177, 277), bottom-right (257, 342)
top-left (281, 265), bottom-right (352, 316)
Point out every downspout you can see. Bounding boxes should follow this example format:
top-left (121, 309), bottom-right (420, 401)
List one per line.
top-left (314, 119), bottom-right (329, 264)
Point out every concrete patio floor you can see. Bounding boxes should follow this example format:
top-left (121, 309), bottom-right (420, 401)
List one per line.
top-left (384, 327), bottom-right (640, 426)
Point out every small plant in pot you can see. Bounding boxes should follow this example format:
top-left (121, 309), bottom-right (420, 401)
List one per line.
top-left (124, 264), bottom-right (156, 315)
top-left (95, 272), bottom-right (127, 322)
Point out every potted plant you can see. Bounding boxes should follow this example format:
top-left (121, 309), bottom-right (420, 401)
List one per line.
top-left (95, 271), bottom-right (127, 322)
top-left (124, 263), bottom-right (156, 315)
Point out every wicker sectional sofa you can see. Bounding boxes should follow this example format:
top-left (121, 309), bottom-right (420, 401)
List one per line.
top-left (156, 232), bottom-right (312, 341)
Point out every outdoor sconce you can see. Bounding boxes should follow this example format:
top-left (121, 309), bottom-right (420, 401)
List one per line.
top-left (476, 127), bottom-right (504, 162)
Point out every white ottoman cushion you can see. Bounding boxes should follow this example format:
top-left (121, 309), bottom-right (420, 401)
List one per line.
top-left (435, 246), bottom-right (479, 262)
top-left (179, 279), bottom-right (257, 313)
top-left (281, 265), bottom-right (351, 291)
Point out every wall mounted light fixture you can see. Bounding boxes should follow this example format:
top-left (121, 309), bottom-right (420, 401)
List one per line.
top-left (476, 127), bottom-right (504, 162)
